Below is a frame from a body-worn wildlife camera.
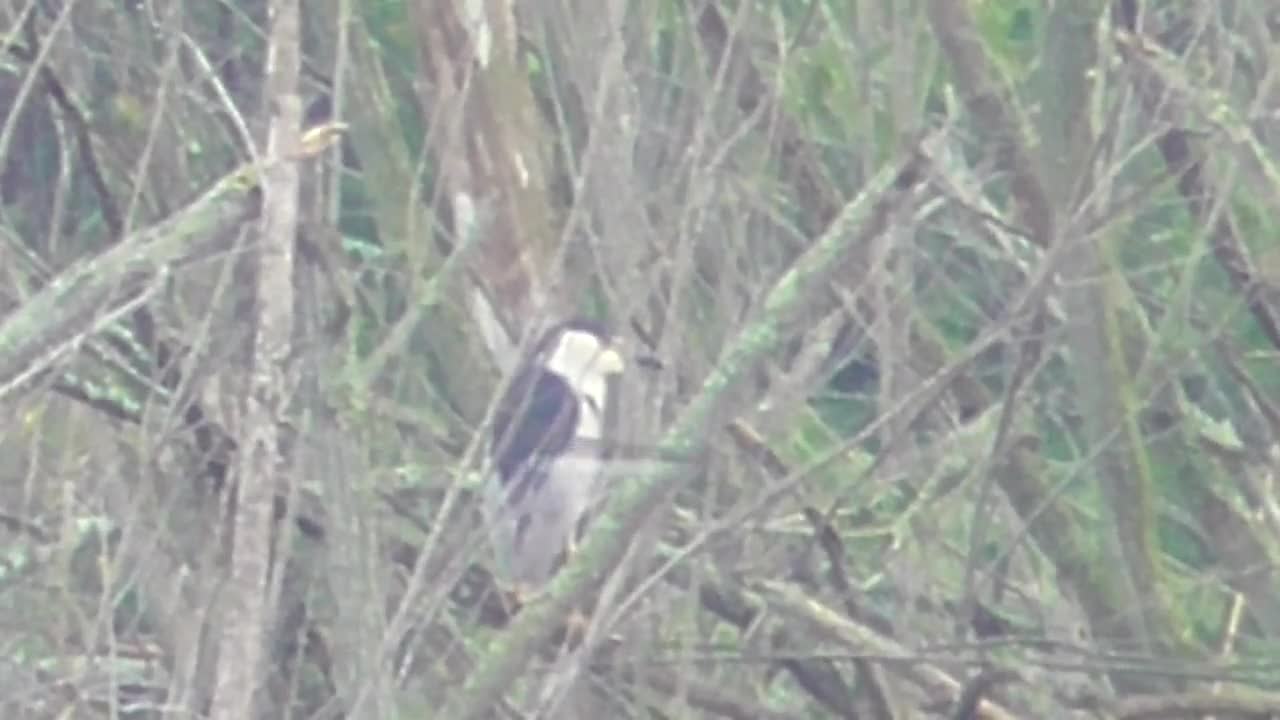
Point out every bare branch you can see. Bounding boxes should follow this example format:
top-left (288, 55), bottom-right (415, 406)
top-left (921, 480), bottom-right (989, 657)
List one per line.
top-left (207, 0), bottom-right (302, 716)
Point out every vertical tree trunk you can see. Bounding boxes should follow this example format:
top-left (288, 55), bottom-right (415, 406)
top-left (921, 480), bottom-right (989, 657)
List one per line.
top-left (208, 0), bottom-right (301, 717)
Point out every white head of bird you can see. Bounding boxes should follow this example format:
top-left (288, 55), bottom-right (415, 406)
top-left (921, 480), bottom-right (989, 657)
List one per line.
top-left (538, 325), bottom-right (625, 439)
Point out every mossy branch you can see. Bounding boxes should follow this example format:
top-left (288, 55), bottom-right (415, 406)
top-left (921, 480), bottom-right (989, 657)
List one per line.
top-left (0, 129), bottom-right (343, 405)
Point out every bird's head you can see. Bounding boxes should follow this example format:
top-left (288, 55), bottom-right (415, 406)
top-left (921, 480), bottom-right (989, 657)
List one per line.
top-left (536, 319), bottom-right (626, 396)
top-left (493, 318), bottom-right (655, 459)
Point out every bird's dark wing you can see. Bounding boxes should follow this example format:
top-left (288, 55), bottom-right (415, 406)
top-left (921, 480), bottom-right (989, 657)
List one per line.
top-left (491, 365), bottom-right (578, 494)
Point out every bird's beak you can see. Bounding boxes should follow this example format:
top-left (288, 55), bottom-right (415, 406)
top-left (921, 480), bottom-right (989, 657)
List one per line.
top-left (597, 343), bottom-right (627, 375)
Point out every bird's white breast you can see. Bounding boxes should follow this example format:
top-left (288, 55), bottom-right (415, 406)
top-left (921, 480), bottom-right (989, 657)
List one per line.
top-left (483, 446), bottom-right (610, 586)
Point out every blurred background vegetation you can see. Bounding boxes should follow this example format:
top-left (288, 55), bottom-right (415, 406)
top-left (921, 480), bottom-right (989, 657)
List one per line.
top-left (1, 0), bottom-right (1279, 717)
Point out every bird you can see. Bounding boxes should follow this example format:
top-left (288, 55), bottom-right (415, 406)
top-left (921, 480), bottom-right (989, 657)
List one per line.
top-left (482, 318), bottom-right (631, 607)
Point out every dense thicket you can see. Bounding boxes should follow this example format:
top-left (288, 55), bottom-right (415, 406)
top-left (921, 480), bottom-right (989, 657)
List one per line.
top-left (1, 1), bottom-right (1278, 718)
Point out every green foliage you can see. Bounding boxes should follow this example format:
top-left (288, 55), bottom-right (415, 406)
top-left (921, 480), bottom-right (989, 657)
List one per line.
top-left (974, 0), bottom-right (1040, 73)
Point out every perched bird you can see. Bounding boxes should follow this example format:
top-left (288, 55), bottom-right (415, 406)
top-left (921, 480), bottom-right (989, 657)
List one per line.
top-left (483, 319), bottom-right (630, 603)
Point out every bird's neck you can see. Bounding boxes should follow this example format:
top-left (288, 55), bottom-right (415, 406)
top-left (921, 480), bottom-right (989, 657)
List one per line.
top-left (576, 378), bottom-right (609, 440)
